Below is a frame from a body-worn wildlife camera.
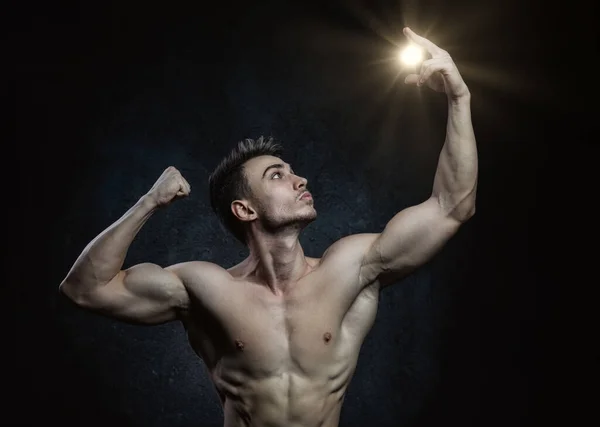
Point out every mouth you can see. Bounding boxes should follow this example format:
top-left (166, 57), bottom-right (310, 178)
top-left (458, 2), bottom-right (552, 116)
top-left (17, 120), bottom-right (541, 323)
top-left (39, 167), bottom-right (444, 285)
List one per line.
top-left (298, 191), bottom-right (313, 201)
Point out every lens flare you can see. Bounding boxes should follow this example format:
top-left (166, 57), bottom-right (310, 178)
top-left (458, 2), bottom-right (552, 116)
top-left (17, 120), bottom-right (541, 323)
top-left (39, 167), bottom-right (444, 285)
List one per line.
top-left (399, 45), bottom-right (423, 66)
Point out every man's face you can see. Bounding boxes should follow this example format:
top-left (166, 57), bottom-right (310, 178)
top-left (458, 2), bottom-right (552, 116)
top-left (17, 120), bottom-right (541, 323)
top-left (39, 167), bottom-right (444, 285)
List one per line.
top-left (240, 155), bottom-right (316, 231)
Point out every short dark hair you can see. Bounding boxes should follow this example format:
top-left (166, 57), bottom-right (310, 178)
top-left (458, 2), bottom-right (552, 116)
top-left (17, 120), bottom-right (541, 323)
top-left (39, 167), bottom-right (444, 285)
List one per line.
top-left (208, 136), bottom-right (283, 245)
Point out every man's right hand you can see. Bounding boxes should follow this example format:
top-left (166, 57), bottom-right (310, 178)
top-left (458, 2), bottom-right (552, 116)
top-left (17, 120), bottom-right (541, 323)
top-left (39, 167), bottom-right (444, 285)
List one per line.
top-left (146, 166), bottom-right (191, 207)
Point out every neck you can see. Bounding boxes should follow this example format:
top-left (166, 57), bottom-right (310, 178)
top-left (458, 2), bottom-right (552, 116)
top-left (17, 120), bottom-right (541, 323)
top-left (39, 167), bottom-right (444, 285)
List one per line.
top-left (244, 227), bottom-right (309, 294)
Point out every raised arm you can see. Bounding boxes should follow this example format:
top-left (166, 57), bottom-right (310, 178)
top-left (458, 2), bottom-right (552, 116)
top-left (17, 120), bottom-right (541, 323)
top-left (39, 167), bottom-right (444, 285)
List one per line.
top-left (59, 166), bottom-right (193, 324)
top-left (360, 28), bottom-right (478, 287)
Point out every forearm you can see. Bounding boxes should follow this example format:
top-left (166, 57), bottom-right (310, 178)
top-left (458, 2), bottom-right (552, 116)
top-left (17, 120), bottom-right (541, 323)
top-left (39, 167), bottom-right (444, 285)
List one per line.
top-left (60, 194), bottom-right (159, 293)
top-left (432, 94), bottom-right (478, 221)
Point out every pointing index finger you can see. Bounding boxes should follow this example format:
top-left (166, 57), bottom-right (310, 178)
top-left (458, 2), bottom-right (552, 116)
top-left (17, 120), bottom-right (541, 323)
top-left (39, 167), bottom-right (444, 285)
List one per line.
top-left (403, 27), bottom-right (443, 55)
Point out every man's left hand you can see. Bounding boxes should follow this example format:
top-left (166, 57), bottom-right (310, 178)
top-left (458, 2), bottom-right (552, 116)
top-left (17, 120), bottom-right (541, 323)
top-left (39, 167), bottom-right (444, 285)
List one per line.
top-left (403, 27), bottom-right (470, 100)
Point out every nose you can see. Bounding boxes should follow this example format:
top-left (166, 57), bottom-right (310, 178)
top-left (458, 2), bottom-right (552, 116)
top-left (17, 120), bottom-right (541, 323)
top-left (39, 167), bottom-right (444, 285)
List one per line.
top-left (294, 175), bottom-right (307, 190)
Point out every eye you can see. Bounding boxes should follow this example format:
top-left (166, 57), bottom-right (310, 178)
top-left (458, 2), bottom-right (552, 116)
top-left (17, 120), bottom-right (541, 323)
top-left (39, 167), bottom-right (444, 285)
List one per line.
top-left (271, 172), bottom-right (282, 179)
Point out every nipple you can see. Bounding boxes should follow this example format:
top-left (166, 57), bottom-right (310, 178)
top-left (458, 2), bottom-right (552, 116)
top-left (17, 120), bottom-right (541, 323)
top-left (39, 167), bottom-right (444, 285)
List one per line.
top-left (323, 332), bottom-right (332, 344)
top-left (235, 340), bottom-right (245, 351)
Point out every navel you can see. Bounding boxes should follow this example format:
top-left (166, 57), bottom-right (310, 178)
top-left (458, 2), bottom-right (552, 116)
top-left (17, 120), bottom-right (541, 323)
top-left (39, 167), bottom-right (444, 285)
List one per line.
top-left (323, 332), bottom-right (332, 344)
top-left (235, 339), bottom-right (245, 351)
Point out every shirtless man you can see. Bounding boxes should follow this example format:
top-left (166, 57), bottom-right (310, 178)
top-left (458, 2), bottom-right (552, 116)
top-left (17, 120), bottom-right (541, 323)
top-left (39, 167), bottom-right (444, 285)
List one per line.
top-left (59, 28), bottom-right (477, 427)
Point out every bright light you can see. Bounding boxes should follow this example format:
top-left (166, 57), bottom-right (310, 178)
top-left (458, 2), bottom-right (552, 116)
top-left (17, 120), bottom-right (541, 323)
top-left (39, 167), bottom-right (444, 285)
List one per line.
top-left (399, 45), bottom-right (423, 66)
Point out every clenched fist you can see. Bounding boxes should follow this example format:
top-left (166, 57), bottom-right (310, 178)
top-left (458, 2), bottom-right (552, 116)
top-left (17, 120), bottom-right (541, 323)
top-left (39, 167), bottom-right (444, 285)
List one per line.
top-left (146, 166), bottom-right (191, 207)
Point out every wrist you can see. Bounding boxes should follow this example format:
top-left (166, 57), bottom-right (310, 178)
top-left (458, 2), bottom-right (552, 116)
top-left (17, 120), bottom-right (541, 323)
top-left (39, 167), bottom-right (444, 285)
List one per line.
top-left (449, 90), bottom-right (471, 106)
top-left (139, 193), bottom-right (161, 212)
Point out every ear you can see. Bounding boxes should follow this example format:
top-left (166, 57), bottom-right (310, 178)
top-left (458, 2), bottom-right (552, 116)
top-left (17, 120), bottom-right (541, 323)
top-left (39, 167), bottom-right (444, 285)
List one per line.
top-left (231, 200), bottom-right (257, 222)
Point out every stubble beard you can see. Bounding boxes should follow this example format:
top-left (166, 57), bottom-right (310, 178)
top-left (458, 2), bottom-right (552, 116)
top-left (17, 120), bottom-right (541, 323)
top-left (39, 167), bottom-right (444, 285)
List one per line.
top-left (260, 204), bottom-right (317, 235)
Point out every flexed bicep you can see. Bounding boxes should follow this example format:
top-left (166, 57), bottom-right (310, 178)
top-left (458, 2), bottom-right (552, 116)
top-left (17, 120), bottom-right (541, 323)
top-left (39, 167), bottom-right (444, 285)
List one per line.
top-left (361, 197), bottom-right (462, 287)
top-left (63, 262), bottom-right (190, 325)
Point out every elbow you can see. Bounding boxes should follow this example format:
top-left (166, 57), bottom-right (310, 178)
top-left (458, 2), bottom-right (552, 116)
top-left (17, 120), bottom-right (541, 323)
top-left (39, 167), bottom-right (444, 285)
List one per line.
top-left (468, 203), bottom-right (476, 218)
top-left (444, 183), bottom-right (477, 223)
top-left (59, 280), bottom-right (90, 307)
top-left (59, 281), bottom-right (78, 303)
top-left (58, 280), bottom-right (70, 298)
top-left (463, 188), bottom-right (477, 220)
top-left (453, 199), bottom-right (476, 223)
top-left (442, 193), bottom-right (476, 223)
top-left (463, 203), bottom-right (476, 222)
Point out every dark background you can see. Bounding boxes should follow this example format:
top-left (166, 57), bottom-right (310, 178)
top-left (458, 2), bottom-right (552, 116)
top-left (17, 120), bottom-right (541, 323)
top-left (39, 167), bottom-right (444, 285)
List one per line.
top-left (7, 0), bottom-right (596, 426)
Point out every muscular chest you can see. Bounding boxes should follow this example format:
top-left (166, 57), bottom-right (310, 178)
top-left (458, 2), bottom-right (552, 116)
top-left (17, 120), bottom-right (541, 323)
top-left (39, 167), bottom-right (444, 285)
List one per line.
top-left (223, 285), bottom-right (344, 375)
top-left (192, 274), bottom-right (378, 378)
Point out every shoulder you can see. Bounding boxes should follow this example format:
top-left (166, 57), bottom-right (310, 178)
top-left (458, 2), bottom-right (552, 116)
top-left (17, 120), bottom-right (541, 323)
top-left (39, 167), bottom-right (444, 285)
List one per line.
top-left (321, 233), bottom-right (380, 264)
top-left (165, 261), bottom-right (232, 292)
top-left (309, 233), bottom-right (383, 298)
top-left (317, 233), bottom-right (380, 283)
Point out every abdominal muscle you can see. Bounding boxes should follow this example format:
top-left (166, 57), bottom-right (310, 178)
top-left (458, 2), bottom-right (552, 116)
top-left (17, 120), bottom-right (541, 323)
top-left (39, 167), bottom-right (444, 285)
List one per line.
top-left (213, 358), bottom-right (354, 427)
top-left (187, 320), bottom-right (362, 427)
top-left (218, 367), bottom-right (349, 427)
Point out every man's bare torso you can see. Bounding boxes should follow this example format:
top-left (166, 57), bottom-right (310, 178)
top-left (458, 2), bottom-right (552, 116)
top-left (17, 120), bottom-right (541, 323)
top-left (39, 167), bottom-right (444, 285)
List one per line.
top-left (177, 236), bottom-right (381, 427)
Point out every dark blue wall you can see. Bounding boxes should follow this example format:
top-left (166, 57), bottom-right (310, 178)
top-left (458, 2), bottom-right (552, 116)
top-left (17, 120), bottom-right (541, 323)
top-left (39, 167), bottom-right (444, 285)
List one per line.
top-left (9, 0), bottom-right (591, 426)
